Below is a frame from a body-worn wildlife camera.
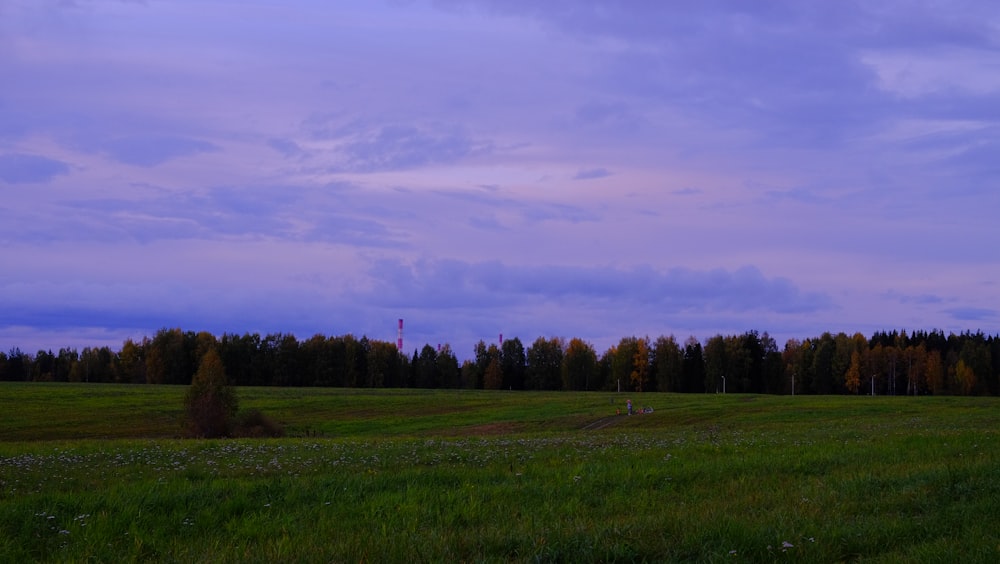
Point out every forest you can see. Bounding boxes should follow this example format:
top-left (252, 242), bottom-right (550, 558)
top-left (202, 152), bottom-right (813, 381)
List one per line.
top-left (2, 328), bottom-right (999, 396)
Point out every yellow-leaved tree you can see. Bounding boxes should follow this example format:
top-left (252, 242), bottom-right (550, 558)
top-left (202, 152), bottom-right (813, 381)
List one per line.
top-left (484, 356), bottom-right (503, 390)
top-left (184, 348), bottom-right (238, 438)
top-left (952, 360), bottom-right (976, 395)
top-left (630, 337), bottom-right (650, 393)
top-left (845, 350), bottom-right (862, 393)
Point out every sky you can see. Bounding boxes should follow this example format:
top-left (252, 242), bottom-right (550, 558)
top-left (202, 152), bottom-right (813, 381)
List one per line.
top-left (2, 0), bottom-right (999, 359)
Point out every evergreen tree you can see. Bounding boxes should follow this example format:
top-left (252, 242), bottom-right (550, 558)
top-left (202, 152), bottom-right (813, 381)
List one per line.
top-left (681, 337), bottom-right (705, 393)
top-left (501, 337), bottom-right (526, 390)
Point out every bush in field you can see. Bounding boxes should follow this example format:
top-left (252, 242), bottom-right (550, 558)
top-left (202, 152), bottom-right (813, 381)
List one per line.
top-left (233, 408), bottom-right (285, 438)
top-left (184, 349), bottom-right (238, 438)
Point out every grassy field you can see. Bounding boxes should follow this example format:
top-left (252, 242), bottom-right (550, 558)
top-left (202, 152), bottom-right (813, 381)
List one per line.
top-left (1, 383), bottom-right (999, 562)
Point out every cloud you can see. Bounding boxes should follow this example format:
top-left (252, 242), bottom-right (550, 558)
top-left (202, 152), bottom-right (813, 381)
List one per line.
top-left (101, 136), bottom-right (219, 167)
top-left (6, 174), bottom-right (599, 247)
top-left (451, 1), bottom-right (989, 148)
top-left (52, 184), bottom-right (405, 247)
top-left (432, 188), bottom-right (601, 225)
top-left (467, 215), bottom-right (508, 232)
top-left (363, 259), bottom-right (832, 315)
top-left (0, 153), bottom-right (70, 184)
top-left (574, 101), bottom-right (633, 127)
top-left (0, 238), bottom-right (375, 346)
top-left (947, 307), bottom-right (997, 322)
top-left (672, 187), bottom-right (703, 196)
top-left (573, 167), bottom-right (611, 180)
top-left (886, 291), bottom-right (945, 305)
top-left (3, 0), bottom-right (998, 355)
top-left (940, 130), bottom-right (1000, 179)
top-left (0, 278), bottom-right (332, 342)
top-left (332, 124), bottom-right (492, 172)
top-left (58, 188), bottom-right (293, 243)
top-left (267, 138), bottom-right (306, 158)
top-left (2, 294), bottom-right (171, 333)
top-left (759, 185), bottom-right (833, 206)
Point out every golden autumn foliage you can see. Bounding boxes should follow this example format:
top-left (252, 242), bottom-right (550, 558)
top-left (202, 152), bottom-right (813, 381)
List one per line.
top-left (184, 348), bottom-right (238, 438)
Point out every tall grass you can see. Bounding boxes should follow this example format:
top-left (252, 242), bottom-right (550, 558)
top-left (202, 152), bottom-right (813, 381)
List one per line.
top-left (2, 384), bottom-right (999, 561)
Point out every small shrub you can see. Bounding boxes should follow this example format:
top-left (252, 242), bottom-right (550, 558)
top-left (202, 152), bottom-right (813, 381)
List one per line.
top-left (233, 409), bottom-right (285, 438)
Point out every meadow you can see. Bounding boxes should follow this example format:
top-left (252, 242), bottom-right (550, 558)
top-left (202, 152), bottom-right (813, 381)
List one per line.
top-left (1, 383), bottom-right (999, 562)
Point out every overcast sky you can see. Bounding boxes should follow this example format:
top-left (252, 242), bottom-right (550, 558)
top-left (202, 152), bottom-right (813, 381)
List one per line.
top-left (2, 0), bottom-right (998, 359)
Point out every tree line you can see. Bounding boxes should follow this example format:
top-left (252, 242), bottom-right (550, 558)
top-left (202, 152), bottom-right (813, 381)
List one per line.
top-left (2, 328), bottom-right (999, 396)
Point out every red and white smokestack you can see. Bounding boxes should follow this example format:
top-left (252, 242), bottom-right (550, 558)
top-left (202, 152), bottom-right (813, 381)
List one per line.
top-left (397, 319), bottom-right (403, 351)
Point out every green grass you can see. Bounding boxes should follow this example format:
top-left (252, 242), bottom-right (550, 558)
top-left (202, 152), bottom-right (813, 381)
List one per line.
top-left (2, 383), bottom-right (1000, 561)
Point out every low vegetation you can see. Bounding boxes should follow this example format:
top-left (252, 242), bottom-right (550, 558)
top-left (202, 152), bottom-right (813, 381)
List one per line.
top-left (1, 384), bottom-right (999, 561)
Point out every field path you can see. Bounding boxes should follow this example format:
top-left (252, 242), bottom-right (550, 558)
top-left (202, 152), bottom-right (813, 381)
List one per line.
top-left (581, 415), bottom-right (621, 431)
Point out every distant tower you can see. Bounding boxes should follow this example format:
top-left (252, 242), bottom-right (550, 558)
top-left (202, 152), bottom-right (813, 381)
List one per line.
top-left (397, 319), bottom-right (403, 351)
top-left (499, 333), bottom-right (503, 346)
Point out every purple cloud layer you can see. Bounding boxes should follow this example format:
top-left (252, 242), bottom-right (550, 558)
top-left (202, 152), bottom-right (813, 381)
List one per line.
top-left (1, 0), bottom-right (998, 356)
top-left (0, 153), bottom-right (70, 184)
